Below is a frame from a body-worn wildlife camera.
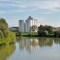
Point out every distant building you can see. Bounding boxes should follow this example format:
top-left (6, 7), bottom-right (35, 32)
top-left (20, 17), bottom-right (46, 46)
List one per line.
top-left (53, 27), bottom-right (60, 31)
top-left (19, 20), bottom-right (25, 32)
top-left (19, 16), bottom-right (40, 32)
top-left (10, 27), bottom-right (19, 31)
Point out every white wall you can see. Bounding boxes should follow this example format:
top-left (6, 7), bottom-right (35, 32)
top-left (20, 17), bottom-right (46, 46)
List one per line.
top-left (19, 20), bottom-right (24, 32)
top-left (19, 16), bottom-right (40, 32)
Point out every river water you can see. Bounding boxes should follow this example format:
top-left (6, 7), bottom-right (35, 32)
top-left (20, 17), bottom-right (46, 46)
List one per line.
top-left (0, 37), bottom-right (60, 60)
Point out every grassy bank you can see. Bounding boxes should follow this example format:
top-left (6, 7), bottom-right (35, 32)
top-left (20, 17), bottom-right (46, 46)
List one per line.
top-left (16, 32), bottom-right (60, 38)
top-left (0, 37), bottom-right (16, 46)
top-left (16, 32), bottom-right (38, 37)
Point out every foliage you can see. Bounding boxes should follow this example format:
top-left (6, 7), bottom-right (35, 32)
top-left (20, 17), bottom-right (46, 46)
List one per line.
top-left (44, 25), bottom-right (53, 33)
top-left (54, 30), bottom-right (60, 37)
top-left (0, 18), bottom-right (8, 26)
top-left (0, 18), bottom-right (16, 45)
top-left (30, 25), bottom-right (38, 32)
top-left (38, 30), bottom-right (48, 37)
top-left (0, 18), bottom-right (8, 31)
top-left (16, 31), bottom-right (22, 36)
top-left (38, 25), bottom-right (44, 31)
top-left (38, 25), bottom-right (54, 36)
top-left (0, 30), bottom-right (4, 38)
top-left (38, 25), bottom-right (53, 33)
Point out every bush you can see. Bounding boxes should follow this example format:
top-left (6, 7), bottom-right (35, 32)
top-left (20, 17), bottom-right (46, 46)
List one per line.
top-left (38, 30), bottom-right (48, 37)
top-left (54, 31), bottom-right (60, 37)
top-left (0, 30), bottom-right (4, 38)
top-left (3, 29), bottom-right (16, 44)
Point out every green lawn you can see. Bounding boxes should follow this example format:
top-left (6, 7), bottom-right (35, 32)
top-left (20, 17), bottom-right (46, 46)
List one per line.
top-left (21, 32), bottom-right (38, 36)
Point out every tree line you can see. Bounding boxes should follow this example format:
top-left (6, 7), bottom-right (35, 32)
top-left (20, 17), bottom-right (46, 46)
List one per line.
top-left (38, 25), bottom-right (60, 37)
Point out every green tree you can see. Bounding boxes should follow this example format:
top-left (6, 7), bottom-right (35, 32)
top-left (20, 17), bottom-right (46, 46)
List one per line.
top-left (30, 25), bottom-right (38, 32)
top-left (44, 25), bottom-right (53, 33)
top-left (0, 18), bottom-right (8, 31)
top-left (3, 29), bottom-right (16, 43)
top-left (0, 18), bottom-right (16, 45)
top-left (38, 25), bottom-right (53, 34)
top-left (0, 30), bottom-right (4, 38)
top-left (54, 30), bottom-right (60, 37)
top-left (38, 30), bottom-right (48, 37)
top-left (38, 25), bottom-right (45, 31)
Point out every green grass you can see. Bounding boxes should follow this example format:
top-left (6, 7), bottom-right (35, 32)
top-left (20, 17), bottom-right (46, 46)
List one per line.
top-left (21, 32), bottom-right (38, 35)
top-left (0, 37), bottom-right (16, 46)
top-left (21, 32), bottom-right (30, 35)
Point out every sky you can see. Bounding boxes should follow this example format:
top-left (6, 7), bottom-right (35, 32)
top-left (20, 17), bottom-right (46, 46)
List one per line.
top-left (0, 0), bottom-right (60, 27)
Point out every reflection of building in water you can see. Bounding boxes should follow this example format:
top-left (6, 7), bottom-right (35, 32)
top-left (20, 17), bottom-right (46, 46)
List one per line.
top-left (18, 37), bottom-right (54, 53)
top-left (18, 38), bottom-right (39, 53)
top-left (18, 38), bottom-right (26, 50)
top-left (25, 38), bottom-right (39, 53)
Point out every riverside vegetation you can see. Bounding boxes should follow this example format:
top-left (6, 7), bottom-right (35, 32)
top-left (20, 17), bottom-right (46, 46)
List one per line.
top-left (0, 18), bottom-right (16, 46)
top-left (18, 25), bottom-right (60, 38)
top-left (38, 25), bottom-right (60, 37)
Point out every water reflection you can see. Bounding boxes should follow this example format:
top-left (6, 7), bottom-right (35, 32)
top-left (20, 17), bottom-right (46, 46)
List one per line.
top-left (0, 44), bottom-right (16, 60)
top-left (1, 37), bottom-right (60, 60)
top-left (54, 38), bottom-right (60, 45)
top-left (38, 38), bottom-right (53, 47)
top-left (17, 37), bottom-right (39, 53)
top-left (17, 37), bottom-right (60, 53)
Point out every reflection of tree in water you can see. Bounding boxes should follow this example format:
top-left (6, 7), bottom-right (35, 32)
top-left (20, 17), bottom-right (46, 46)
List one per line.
top-left (16, 37), bottom-right (22, 42)
top-left (0, 44), bottom-right (16, 60)
top-left (26, 38), bottom-right (39, 53)
top-left (17, 37), bottom-right (60, 53)
top-left (38, 38), bottom-right (53, 47)
top-left (54, 38), bottom-right (60, 45)
top-left (31, 38), bottom-right (39, 46)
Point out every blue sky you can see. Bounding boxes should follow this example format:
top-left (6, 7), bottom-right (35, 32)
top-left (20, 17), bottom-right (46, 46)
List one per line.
top-left (0, 0), bottom-right (60, 27)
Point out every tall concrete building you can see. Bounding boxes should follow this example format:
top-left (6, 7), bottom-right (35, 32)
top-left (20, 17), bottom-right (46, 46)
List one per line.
top-left (19, 16), bottom-right (40, 32)
top-left (19, 20), bottom-right (25, 32)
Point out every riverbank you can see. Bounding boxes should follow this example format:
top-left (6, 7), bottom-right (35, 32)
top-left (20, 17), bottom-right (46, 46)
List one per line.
top-left (0, 38), bottom-right (16, 46)
top-left (16, 32), bottom-right (60, 38)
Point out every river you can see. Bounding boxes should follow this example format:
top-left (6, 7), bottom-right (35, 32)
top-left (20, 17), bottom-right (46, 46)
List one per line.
top-left (0, 37), bottom-right (60, 60)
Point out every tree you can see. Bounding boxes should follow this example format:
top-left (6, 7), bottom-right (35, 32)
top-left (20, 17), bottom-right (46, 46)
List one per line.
top-left (38, 25), bottom-right (53, 34)
top-left (38, 25), bottom-right (45, 31)
top-left (44, 25), bottom-right (53, 33)
top-left (38, 30), bottom-right (48, 37)
top-left (0, 18), bottom-right (16, 45)
top-left (54, 30), bottom-right (60, 37)
top-left (0, 18), bottom-right (8, 31)
top-left (0, 30), bottom-right (4, 38)
top-left (30, 25), bottom-right (38, 32)
top-left (3, 29), bottom-right (16, 42)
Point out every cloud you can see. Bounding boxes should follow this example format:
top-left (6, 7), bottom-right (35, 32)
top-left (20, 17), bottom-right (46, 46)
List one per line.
top-left (0, 9), bottom-right (27, 14)
top-left (11, 0), bottom-right (60, 9)
top-left (40, 19), bottom-right (60, 27)
top-left (6, 16), bottom-right (60, 27)
top-left (7, 10), bottom-right (26, 13)
top-left (0, 8), bottom-right (39, 14)
top-left (0, 0), bottom-right (60, 9)
top-left (33, 17), bottom-right (60, 27)
top-left (0, 0), bottom-right (60, 27)
top-left (0, 11), bottom-right (6, 14)
top-left (0, 0), bottom-right (10, 2)
top-left (6, 19), bottom-right (19, 27)
top-left (0, 0), bottom-right (60, 13)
